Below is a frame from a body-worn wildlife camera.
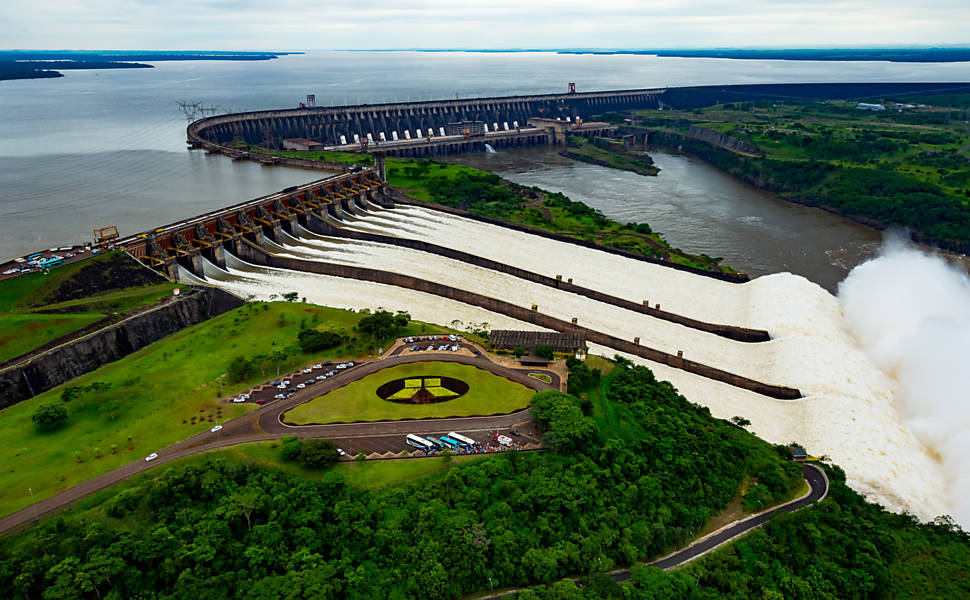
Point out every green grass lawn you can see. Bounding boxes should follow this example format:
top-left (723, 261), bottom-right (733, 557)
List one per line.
top-left (284, 361), bottom-right (534, 424)
top-left (0, 313), bottom-right (104, 363)
top-left (0, 302), bottom-right (453, 518)
top-left (0, 253), bottom-right (178, 363)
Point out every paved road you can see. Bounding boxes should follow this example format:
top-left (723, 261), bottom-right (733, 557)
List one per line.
top-left (476, 464), bottom-right (829, 598)
top-left (0, 348), bottom-right (557, 537)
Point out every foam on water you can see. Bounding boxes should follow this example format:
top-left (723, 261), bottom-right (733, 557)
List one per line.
top-left (189, 206), bottom-right (957, 522)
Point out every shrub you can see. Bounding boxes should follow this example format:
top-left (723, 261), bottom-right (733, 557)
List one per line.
top-left (299, 439), bottom-right (339, 469)
top-left (32, 402), bottom-right (68, 432)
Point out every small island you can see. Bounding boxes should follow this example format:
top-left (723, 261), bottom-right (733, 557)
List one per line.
top-left (0, 50), bottom-right (299, 82)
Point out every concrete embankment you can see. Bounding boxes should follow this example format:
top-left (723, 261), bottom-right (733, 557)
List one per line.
top-left (0, 287), bottom-right (244, 408)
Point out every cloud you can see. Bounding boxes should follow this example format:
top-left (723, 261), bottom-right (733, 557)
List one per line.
top-left (2, 0), bottom-right (968, 49)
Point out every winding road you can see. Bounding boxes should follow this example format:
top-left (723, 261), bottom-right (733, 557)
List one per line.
top-left (0, 343), bottom-right (557, 537)
top-left (476, 463), bottom-right (829, 598)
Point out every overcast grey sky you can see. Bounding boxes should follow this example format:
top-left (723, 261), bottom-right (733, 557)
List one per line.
top-left (4, 0), bottom-right (969, 50)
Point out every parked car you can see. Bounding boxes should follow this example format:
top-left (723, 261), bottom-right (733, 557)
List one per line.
top-left (313, 364), bottom-right (322, 369)
top-left (337, 448), bottom-right (346, 456)
top-left (316, 375), bottom-right (326, 380)
top-left (303, 368), bottom-right (312, 374)
top-left (347, 361), bottom-right (355, 367)
top-left (232, 397), bottom-right (246, 403)
top-left (255, 399), bottom-right (265, 404)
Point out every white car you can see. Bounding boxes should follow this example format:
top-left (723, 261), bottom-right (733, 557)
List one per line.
top-left (282, 380), bottom-right (291, 385)
top-left (297, 383), bottom-right (306, 389)
top-left (347, 361), bottom-right (355, 367)
top-left (303, 368), bottom-right (312, 374)
top-left (316, 375), bottom-right (325, 380)
top-left (337, 448), bottom-right (346, 456)
top-left (313, 364), bottom-right (322, 369)
top-left (210, 425), bottom-right (223, 432)
top-left (239, 394), bottom-right (251, 400)
top-left (145, 453), bottom-right (158, 462)
top-left (232, 397), bottom-right (246, 403)
top-left (336, 364), bottom-right (347, 370)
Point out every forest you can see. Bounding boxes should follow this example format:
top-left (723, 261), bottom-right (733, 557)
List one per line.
top-left (2, 357), bottom-right (967, 599)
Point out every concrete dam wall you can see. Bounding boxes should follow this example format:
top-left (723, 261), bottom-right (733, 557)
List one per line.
top-left (189, 88), bottom-right (664, 149)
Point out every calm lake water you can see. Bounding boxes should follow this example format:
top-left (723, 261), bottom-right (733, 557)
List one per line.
top-left (2, 51), bottom-right (969, 283)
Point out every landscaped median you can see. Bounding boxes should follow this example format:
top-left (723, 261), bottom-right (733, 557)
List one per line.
top-left (282, 361), bottom-right (534, 424)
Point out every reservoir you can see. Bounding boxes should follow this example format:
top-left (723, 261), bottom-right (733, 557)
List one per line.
top-left (2, 51), bottom-right (969, 286)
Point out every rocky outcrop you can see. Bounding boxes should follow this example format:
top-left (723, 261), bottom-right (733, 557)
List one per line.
top-left (0, 287), bottom-right (244, 409)
top-left (686, 126), bottom-right (759, 155)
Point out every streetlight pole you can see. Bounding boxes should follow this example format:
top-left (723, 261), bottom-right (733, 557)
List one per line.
top-left (28, 488), bottom-right (39, 522)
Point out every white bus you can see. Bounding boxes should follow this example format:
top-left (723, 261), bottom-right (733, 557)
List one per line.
top-left (406, 434), bottom-right (434, 451)
top-left (448, 432), bottom-right (476, 447)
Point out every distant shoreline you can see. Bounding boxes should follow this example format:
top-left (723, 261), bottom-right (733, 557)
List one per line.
top-left (392, 47), bottom-right (970, 63)
top-left (0, 50), bottom-right (301, 82)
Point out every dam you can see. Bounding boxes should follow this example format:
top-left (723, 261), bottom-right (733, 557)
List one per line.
top-left (186, 86), bottom-right (662, 158)
top-left (121, 176), bottom-right (949, 522)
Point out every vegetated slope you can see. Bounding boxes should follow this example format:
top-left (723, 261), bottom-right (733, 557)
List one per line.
top-left (634, 96), bottom-right (970, 252)
top-left (3, 360), bottom-right (968, 599)
top-left (0, 302), bottom-right (449, 518)
top-left (0, 252), bottom-right (175, 364)
top-left (1, 361), bottom-right (801, 599)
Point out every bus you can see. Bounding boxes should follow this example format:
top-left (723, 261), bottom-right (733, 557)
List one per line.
top-left (439, 436), bottom-right (461, 450)
top-left (406, 434), bottom-right (433, 452)
top-left (423, 436), bottom-right (445, 450)
top-left (448, 432), bottom-right (476, 447)
top-left (27, 253), bottom-right (42, 261)
top-left (40, 258), bottom-right (64, 269)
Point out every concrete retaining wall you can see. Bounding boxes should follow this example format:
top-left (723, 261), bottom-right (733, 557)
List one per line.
top-left (0, 288), bottom-right (245, 409)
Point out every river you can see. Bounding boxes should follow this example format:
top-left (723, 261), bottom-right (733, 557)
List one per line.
top-left (448, 146), bottom-right (886, 292)
top-left (2, 51), bottom-right (969, 282)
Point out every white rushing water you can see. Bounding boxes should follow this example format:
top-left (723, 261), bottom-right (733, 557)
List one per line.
top-left (185, 205), bottom-right (958, 522)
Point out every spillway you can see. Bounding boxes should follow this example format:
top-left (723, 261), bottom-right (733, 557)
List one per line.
top-left (184, 203), bottom-right (952, 521)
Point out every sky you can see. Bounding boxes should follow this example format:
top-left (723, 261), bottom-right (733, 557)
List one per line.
top-left (3, 0), bottom-right (969, 50)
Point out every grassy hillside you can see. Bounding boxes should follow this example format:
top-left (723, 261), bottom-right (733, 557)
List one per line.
top-left (1, 356), bottom-right (968, 599)
top-left (0, 301), bottom-right (452, 517)
top-left (0, 251), bottom-right (177, 363)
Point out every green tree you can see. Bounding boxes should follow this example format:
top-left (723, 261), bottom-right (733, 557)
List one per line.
top-left (534, 344), bottom-right (554, 360)
top-left (529, 391), bottom-right (597, 453)
top-left (226, 355), bottom-right (255, 383)
top-left (32, 402), bottom-right (68, 432)
top-left (279, 436), bottom-right (304, 461)
top-left (299, 439), bottom-right (339, 468)
top-left (297, 329), bottom-right (343, 353)
top-left (357, 310), bottom-right (411, 340)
